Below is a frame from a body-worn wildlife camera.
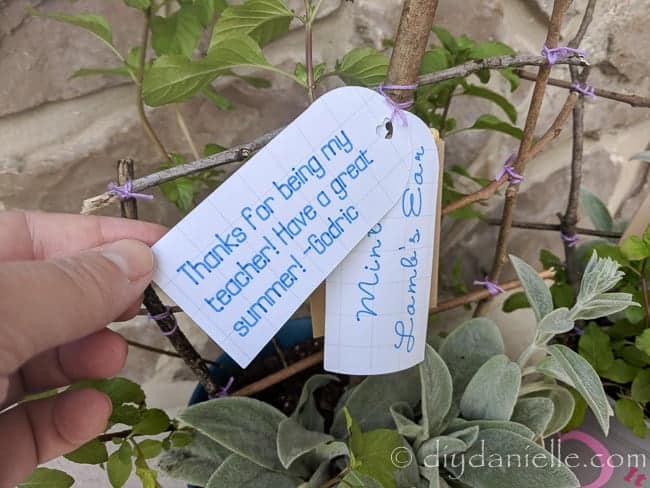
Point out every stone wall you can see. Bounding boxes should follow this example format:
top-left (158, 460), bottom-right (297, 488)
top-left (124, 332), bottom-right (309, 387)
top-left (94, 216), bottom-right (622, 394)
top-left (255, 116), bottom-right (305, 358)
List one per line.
top-left (1, 0), bottom-right (649, 385)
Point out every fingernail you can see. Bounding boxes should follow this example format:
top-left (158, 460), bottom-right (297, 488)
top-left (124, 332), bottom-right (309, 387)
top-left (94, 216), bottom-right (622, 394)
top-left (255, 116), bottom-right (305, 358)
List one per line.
top-left (101, 239), bottom-right (154, 281)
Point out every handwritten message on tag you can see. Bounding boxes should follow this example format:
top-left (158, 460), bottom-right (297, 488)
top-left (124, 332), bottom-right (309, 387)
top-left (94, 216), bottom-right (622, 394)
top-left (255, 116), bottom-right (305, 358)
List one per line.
top-left (152, 86), bottom-right (419, 367)
top-left (324, 116), bottom-right (439, 374)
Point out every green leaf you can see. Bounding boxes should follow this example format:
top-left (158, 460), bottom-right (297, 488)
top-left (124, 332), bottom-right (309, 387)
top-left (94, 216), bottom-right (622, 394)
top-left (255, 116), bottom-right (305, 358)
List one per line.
top-left (17, 468), bottom-right (74, 488)
top-left (330, 367), bottom-right (420, 438)
top-left (615, 399), bottom-right (649, 438)
top-left (345, 409), bottom-right (402, 488)
top-left (179, 396), bottom-right (286, 470)
top-left (143, 55), bottom-right (215, 106)
top-left (420, 345), bottom-right (453, 436)
top-left (511, 397), bottom-right (554, 437)
top-left (206, 454), bottom-right (298, 488)
top-left (580, 188), bottom-right (614, 232)
top-left (111, 404), bottom-right (143, 426)
top-left (467, 114), bottom-right (523, 139)
top-left (462, 85), bottom-right (517, 123)
top-left (622, 346), bottom-right (650, 367)
top-left (540, 387), bottom-right (577, 436)
top-left (161, 177), bottom-right (196, 212)
top-left (431, 26), bottom-right (457, 52)
top-left (420, 48), bottom-right (449, 74)
top-left (608, 319), bottom-right (645, 339)
top-left (206, 34), bottom-right (273, 70)
top-left (578, 323), bottom-right (615, 373)
top-left (132, 408), bottom-right (170, 435)
top-left (210, 0), bottom-right (294, 48)
top-left (151, 6), bottom-right (203, 57)
top-left (72, 377), bottom-right (145, 408)
top-left (444, 429), bottom-right (579, 488)
top-left (551, 283), bottom-right (576, 309)
top-left (621, 235), bottom-right (650, 261)
top-left (632, 369), bottom-right (650, 404)
top-left (203, 143), bottom-right (226, 157)
top-left (539, 307), bottom-right (574, 334)
top-left (124, 0), bottom-right (151, 10)
top-left (335, 48), bottom-right (389, 87)
top-left (510, 254), bottom-right (553, 321)
top-left (64, 438), bottom-right (108, 464)
top-left (563, 389), bottom-right (588, 432)
top-left (439, 318), bottom-right (505, 411)
top-left (548, 344), bottom-right (612, 435)
top-left (499, 67), bottom-right (520, 91)
top-left (170, 430), bottom-right (194, 447)
top-left (29, 8), bottom-right (113, 46)
top-left (202, 86), bottom-right (234, 110)
top-left (444, 419), bottom-right (535, 440)
top-left (460, 355), bottom-right (521, 421)
top-left (637, 329), bottom-right (650, 356)
top-left (502, 291), bottom-right (530, 313)
top-left (195, 0), bottom-right (228, 27)
top-left (70, 67), bottom-right (130, 79)
top-left (159, 431), bottom-right (231, 486)
top-left (138, 439), bottom-right (163, 459)
top-left (468, 41), bottom-right (515, 59)
top-left (108, 448), bottom-right (133, 488)
top-left (135, 462), bottom-right (158, 488)
top-left (600, 359), bottom-right (640, 384)
top-left (276, 417), bottom-right (333, 469)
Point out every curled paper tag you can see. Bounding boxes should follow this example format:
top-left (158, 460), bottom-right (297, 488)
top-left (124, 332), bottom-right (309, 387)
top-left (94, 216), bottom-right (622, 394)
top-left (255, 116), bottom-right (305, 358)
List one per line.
top-left (324, 114), bottom-right (439, 374)
top-left (152, 86), bottom-right (419, 367)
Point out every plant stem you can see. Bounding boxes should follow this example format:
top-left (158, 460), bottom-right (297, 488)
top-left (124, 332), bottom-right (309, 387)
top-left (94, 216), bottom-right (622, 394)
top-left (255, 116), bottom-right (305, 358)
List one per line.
top-left (117, 160), bottom-right (219, 396)
top-left (126, 339), bottom-right (218, 367)
top-left (439, 94), bottom-right (452, 137)
top-left (304, 0), bottom-right (315, 102)
top-left (484, 218), bottom-right (622, 238)
top-left (136, 9), bottom-right (170, 163)
top-left (474, 0), bottom-right (573, 317)
top-left (175, 106), bottom-right (200, 161)
top-left (641, 258), bottom-right (650, 326)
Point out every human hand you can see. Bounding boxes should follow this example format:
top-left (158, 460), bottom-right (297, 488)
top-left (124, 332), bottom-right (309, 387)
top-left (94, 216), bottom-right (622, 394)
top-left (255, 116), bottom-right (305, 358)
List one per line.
top-left (0, 211), bottom-right (166, 487)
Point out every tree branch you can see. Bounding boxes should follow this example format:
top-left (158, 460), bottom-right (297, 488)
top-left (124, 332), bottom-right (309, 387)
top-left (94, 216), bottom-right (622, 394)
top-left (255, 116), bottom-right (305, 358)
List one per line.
top-left (117, 160), bottom-right (219, 396)
top-left (484, 217), bottom-right (622, 238)
top-left (475, 0), bottom-right (573, 316)
top-left (126, 339), bottom-right (218, 367)
top-left (81, 55), bottom-right (590, 214)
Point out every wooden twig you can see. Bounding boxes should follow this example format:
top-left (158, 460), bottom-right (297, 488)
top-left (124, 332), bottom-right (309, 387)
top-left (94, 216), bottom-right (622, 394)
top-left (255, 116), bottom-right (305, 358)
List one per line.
top-left (475, 0), bottom-right (573, 316)
top-left (137, 305), bottom-right (183, 315)
top-left (80, 56), bottom-right (590, 215)
top-left (117, 160), bottom-right (219, 396)
top-left (126, 339), bottom-right (218, 367)
top-left (484, 218), bottom-right (622, 238)
top-left (517, 70), bottom-right (650, 108)
top-left (232, 352), bottom-right (324, 397)
top-left (561, 0), bottom-right (597, 284)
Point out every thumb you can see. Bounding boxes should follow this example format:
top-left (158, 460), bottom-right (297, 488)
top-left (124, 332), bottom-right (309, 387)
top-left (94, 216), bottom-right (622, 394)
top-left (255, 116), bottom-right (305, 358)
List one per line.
top-left (0, 239), bottom-right (154, 375)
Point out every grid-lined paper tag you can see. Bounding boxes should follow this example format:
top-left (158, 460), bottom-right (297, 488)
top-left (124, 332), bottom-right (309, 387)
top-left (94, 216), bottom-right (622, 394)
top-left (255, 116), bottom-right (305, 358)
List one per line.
top-left (152, 86), bottom-right (423, 367)
top-left (324, 115), bottom-right (439, 374)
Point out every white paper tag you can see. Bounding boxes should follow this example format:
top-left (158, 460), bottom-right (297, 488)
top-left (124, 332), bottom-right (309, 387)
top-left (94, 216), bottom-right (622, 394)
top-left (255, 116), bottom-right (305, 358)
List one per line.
top-left (324, 116), bottom-right (439, 374)
top-left (152, 86), bottom-right (420, 367)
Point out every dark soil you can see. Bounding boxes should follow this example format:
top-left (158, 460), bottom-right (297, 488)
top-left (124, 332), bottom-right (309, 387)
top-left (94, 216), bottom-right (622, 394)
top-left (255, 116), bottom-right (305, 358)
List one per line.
top-left (226, 337), bottom-right (349, 425)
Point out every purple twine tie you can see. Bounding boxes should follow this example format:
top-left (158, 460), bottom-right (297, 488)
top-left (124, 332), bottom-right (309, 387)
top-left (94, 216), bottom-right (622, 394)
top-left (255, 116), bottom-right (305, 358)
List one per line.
top-left (209, 377), bottom-right (234, 399)
top-left (108, 180), bottom-right (154, 201)
top-left (495, 155), bottom-right (524, 184)
top-left (570, 81), bottom-right (596, 98)
top-left (561, 231), bottom-right (580, 248)
top-left (147, 306), bottom-right (178, 336)
top-left (474, 278), bottom-right (505, 296)
top-left (542, 45), bottom-right (588, 65)
top-left (377, 83), bottom-right (418, 127)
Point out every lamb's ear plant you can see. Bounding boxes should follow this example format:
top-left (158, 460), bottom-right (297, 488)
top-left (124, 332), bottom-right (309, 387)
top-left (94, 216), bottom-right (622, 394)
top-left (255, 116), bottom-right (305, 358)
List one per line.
top-left (156, 252), bottom-right (636, 488)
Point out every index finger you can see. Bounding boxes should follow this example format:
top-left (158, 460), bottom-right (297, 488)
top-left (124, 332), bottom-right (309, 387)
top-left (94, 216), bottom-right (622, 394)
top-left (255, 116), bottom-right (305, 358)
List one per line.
top-left (0, 211), bottom-right (168, 261)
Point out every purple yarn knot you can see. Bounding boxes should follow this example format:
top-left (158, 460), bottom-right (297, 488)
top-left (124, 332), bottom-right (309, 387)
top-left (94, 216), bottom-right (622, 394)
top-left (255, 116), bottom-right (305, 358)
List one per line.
top-left (377, 83), bottom-right (418, 127)
top-left (209, 377), bottom-right (234, 399)
top-left (561, 231), bottom-right (580, 248)
top-left (107, 180), bottom-right (154, 201)
top-left (542, 45), bottom-right (588, 65)
top-left (474, 278), bottom-right (505, 296)
top-left (147, 306), bottom-right (178, 336)
top-left (570, 81), bottom-right (596, 98)
top-left (495, 155), bottom-right (524, 184)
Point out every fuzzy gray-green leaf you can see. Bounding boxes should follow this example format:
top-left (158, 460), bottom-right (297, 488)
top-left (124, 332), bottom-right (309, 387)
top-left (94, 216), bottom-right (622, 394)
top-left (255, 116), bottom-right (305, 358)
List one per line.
top-left (539, 307), bottom-right (574, 334)
top-left (445, 429), bottom-right (579, 488)
top-left (460, 355), bottom-right (520, 421)
top-left (420, 345), bottom-right (453, 436)
top-left (539, 387), bottom-right (576, 436)
top-left (390, 402), bottom-right (423, 440)
top-left (206, 454), bottom-right (298, 488)
top-left (292, 374), bottom-right (338, 432)
top-left (417, 436), bottom-right (468, 463)
top-left (510, 254), bottom-right (553, 321)
top-left (548, 345), bottom-right (612, 435)
top-left (179, 396), bottom-right (286, 470)
top-left (511, 397), bottom-right (554, 437)
top-left (439, 318), bottom-right (505, 410)
top-left (444, 419), bottom-right (534, 440)
top-left (276, 417), bottom-right (333, 469)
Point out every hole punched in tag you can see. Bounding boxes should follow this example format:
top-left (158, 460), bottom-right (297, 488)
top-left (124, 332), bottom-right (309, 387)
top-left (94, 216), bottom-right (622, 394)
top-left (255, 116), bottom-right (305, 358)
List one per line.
top-left (376, 118), bottom-right (394, 139)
